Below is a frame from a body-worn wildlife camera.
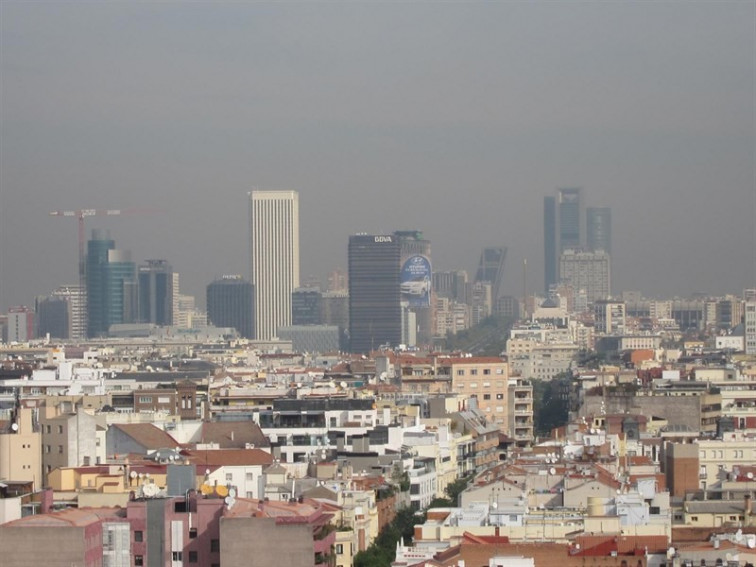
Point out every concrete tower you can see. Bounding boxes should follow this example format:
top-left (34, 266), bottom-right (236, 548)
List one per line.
top-left (249, 190), bottom-right (300, 340)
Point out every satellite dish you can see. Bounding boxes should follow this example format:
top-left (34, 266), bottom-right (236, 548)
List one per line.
top-left (200, 484), bottom-right (213, 496)
top-left (216, 485), bottom-right (229, 497)
top-left (130, 471), bottom-right (137, 479)
top-left (10, 423), bottom-right (18, 432)
top-left (143, 483), bottom-right (158, 497)
top-left (491, 501), bottom-right (498, 509)
top-left (229, 488), bottom-right (237, 498)
top-left (549, 467), bottom-right (556, 476)
top-left (747, 472), bottom-right (754, 480)
top-left (340, 381), bottom-right (347, 389)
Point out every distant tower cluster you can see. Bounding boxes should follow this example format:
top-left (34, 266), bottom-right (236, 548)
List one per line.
top-left (86, 230), bottom-right (137, 338)
top-left (543, 188), bottom-right (612, 303)
top-left (347, 230), bottom-right (433, 353)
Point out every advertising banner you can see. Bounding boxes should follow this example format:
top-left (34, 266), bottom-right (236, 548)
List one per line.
top-left (400, 255), bottom-right (431, 308)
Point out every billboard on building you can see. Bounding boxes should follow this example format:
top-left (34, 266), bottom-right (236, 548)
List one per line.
top-left (400, 255), bottom-right (431, 308)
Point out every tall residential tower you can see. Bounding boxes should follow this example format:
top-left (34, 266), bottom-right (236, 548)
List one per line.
top-left (249, 190), bottom-right (300, 340)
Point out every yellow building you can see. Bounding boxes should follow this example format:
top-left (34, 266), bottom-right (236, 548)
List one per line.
top-left (0, 407), bottom-right (42, 488)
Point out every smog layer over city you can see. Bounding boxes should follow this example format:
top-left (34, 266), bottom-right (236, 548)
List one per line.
top-left (1, 3), bottom-right (754, 310)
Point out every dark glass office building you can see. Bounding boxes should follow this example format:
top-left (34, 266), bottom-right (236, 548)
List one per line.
top-left (86, 230), bottom-right (137, 337)
top-left (587, 207), bottom-right (612, 254)
top-left (206, 276), bottom-right (254, 339)
top-left (138, 259), bottom-right (174, 326)
top-left (292, 287), bottom-right (322, 325)
top-left (558, 187), bottom-right (582, 253)
top-left (543, 195), bottom-right (557, 293)
top-left (348, 234), bottom-right (401, 353)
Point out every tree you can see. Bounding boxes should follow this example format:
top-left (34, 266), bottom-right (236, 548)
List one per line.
top-left (532, 373), bottom-right (571, 437)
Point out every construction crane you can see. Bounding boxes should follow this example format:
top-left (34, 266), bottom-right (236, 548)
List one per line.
top-left (49, 208), bottom-right (153, 337)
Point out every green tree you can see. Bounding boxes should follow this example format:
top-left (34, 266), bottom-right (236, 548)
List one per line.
top-left (532, 373), bottom-right (571, 437)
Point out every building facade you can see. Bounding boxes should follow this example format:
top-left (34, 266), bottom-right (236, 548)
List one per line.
top-left (86, 230), bottom-right (137, 338)
top-left (138, 259), bottom-right (174, 326)
top-left (206, 275), bottom-right (254, 339)
top-left (348, 234), bottom-right (401, 353)
top-left (587, 206), bottom-right (612, 254)
top-left (559, 249), bottom-right (611, 303)
top-left (249, 190), bottom-right (300, 340)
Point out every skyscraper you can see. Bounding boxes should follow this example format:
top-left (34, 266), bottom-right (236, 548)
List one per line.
top-left (86, 230), bottom-right (136, 337)
top-left (207, 275), bottom-right (254, 339)
top-left (587, 207), bottom-right (612, 254)
top-left (396, 230), bottom-right (432, 346)
top-left (348, 234), bottom-right (401, 353)
top-left (138, 259), bottom-right (174, 326)
top-left (249, 190), bottom-right (300, 340)
top-left (474, 246), bottom-right (507, 302)
top-left (558, 187), bottom-right (582, 253)
top-left (543, 196), bottom-right (557, 293)
top-left (50, 285), bottom-right (86, 339)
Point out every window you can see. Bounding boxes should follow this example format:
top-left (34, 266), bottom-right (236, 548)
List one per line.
top-left (135, 556), bottom-right (144, 566)
top-left (58, 425), bottom-right (64, 434)
top-left (483, 369), bottom-right (491, 375)
top-left (210, 539), bottom-right (220, 552)
top-left (188, 551), bottom-right (198, 563)
top-left (456, 370), bottom-right (465, 376)
top-left (189, 527), bottom-right (197, 539)
top-left (225, 473), bottom-right (233, 482)
top-left (246, 473), bottom-right (254, 481)
top-left (336, 544), bottom-right (344, 554)
top-left (134, 531), bottom-right (143, 542)
top-left (496, 368), bottom-right (504, 374)
top-left (469, 383), bottom-right (478, 389)
top-left (46, 425), bottom-right (51, 434)
top-left (470, 369), bottom-right (478, 375)
top-left (58, 445), bottom-right (64, 453)
top-left (483, 394), bottom-right (491, 400)
top-left (172, 552), bottom-right (182, 561)
top-left (496, 393), bottom-right (504, 400)
top-left (46, 445), bottom-right (51, 454)
top-left (138, 396), bottom-right (152, 404)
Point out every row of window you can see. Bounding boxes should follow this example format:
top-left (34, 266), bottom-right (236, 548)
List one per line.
top-left (455, 368), bottom-right (505, 376)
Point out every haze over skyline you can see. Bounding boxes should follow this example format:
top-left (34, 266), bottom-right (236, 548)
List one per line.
top-left (1, 2), bottom-right (754, 312)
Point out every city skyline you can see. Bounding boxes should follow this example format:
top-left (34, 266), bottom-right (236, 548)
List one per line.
top-left (1, 3), bottom-right (754, 312)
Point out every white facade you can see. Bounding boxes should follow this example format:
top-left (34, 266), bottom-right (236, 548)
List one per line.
top-left (745, 301), bottom-right (756, 355)
top-left (52, 285), bottom-right (86, 340)
top-left (559, 249), bottom-right (610, 303)
top-left (249, 190), bottom-right (300, 340)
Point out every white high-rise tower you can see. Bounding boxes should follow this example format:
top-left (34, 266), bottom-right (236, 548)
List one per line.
top-left (249, 190), bottom-right (300, 340)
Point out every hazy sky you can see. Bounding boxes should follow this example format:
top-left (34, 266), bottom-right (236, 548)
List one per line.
top-left (1, 2), bottom-right (754, 312)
